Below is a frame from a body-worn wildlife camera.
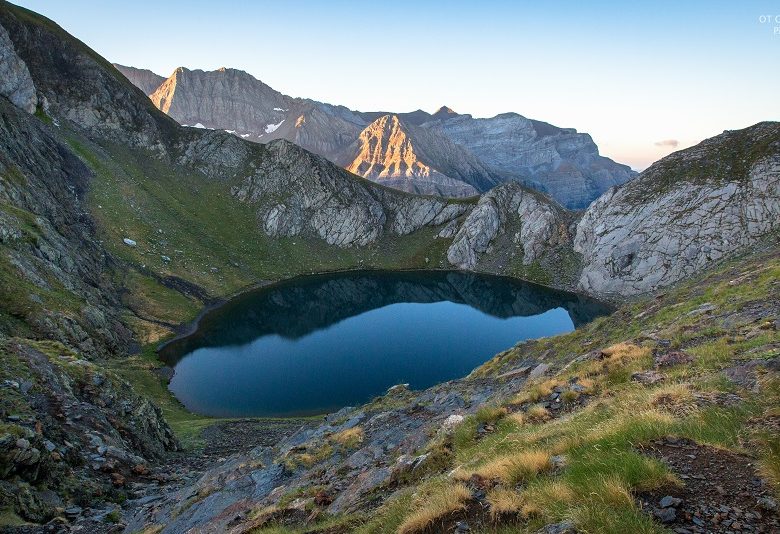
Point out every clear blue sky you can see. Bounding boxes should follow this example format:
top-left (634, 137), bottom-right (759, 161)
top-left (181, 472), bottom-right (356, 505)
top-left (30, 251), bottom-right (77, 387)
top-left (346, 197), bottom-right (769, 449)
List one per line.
top-left (12, 0), bottom-right (780, 169)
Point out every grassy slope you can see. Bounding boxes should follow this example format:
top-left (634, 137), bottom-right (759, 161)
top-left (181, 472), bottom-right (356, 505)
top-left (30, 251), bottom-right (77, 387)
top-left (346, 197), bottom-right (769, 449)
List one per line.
top-left (251, 238), bottom-right (780, 533)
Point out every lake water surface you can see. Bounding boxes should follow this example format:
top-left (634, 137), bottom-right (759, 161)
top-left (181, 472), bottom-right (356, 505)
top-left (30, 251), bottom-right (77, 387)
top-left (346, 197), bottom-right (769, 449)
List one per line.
top-left (160, 271), bottom-right (610, 417)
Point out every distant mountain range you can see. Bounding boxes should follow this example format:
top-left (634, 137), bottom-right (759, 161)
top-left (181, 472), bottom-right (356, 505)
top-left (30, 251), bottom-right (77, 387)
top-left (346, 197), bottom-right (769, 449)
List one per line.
top-left (114, 64), bottom-right (636, 208)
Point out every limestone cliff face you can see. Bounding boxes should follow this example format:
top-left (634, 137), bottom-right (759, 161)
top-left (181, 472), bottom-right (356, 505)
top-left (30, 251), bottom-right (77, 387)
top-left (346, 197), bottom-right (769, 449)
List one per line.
top-left (446, 183), bottom-right (569, 270)
top-left (425, 112), bottom-right (636, 209)
top-left (126, 66), bottom-right (635, 205)
top-left (575, 122), bottom-right (780, 296)
top-left (113, 63), bottom-right (165, 95)
top-left (344, 114), bottom-right (493, 197)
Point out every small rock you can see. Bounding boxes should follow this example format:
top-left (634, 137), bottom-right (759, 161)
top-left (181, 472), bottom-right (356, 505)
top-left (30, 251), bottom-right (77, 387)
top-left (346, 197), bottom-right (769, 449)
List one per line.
top-left (64, 506), bottom-right (82, 518)
top-left (528, 363), bottom-right (550, 380)
top-left (440, 414), bottom-right (465, 433)
top-left (655, 350), bottom-right (693, 368)
top-left (757, 496), bottom-right (777, 511)
top-left (537, 520), bottom-right (576, 534)
top-left (15, 438), bottom-right (30, 450)
top-left (122, 238), bottom-right (137, 247)
top-left (454, 521), bottom-right (471, 533)
top-left (686, 303), bottom-right (716, 316)
top-left (132, 464), bottom-right (149, 476)
top-left (660, 496), bottom-right (683, 508)
top-left (43, 440), bottom-right (56, 452)
top-left (632, 370), bottom-right (665, 385)
top-left (313, 490), bottom-right (332, 506)
top-left (655, 507), bottom-right (677, 523)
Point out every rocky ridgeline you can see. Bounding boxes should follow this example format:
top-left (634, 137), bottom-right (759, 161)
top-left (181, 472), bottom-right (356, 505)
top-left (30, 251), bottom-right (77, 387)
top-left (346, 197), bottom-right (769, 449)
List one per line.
top-left (113, 64), bottom-right (164, 96)
top-left (232, 139), bottom-right (470, 246)
top-left (120, 63), bottom-right (635, 208)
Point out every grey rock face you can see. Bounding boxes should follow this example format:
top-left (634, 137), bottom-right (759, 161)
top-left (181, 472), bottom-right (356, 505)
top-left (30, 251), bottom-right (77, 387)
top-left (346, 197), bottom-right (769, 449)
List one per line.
top-left (231, 140), bottom-right (470, 246)
top-left (447, 183), bottom-right (567, 269)
top-left (0, 22), bottom-right (36, 113)
top-left (426, 112), bottom-right (636, 209)
top-left (112, 63), bottom-right (165, 95)
top-left (575, 123), bottom-right (780, 296)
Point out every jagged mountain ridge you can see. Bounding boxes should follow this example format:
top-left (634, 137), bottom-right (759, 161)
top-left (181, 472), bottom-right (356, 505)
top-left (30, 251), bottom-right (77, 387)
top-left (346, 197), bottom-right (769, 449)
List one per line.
top-left (118, 64), bottom-right (636, 207)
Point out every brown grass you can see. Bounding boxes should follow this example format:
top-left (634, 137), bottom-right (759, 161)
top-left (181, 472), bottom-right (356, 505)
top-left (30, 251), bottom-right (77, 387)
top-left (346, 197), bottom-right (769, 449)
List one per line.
top-left (526, 404), bottom-right (551, 422)
top-left (397, 483), bottom-right (472, 534)
top-left (331, 426), bottom-right (364, 449)
top-left (486, 487), bottom-right (526, 519)
top-left (471, 450), bottom-right (552, 484)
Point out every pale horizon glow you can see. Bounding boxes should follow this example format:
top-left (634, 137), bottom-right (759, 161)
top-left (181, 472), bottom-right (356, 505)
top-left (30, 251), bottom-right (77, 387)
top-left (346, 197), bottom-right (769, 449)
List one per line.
top-left (10, 0), bottom-right (780, 170)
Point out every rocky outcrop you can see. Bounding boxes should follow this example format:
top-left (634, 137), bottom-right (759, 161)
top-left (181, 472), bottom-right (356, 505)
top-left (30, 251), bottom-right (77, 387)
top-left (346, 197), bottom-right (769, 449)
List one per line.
top-left (113, 63), bottom-right (165, 95)
top-left (0, 21), bottom-right (36, 113)
top-left (447, 183), bottom-right (568, 269)
top-left (0, 96), bottom-right (131, 355)
top-left (231, 140), bottom-right (470, 246)
top-left (575, 122), bottom-right (780, 296)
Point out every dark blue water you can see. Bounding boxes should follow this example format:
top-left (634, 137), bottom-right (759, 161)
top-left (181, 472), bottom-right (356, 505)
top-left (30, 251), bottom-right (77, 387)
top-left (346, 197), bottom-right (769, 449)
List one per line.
top-left (160, 271), bottom-right (610, 417)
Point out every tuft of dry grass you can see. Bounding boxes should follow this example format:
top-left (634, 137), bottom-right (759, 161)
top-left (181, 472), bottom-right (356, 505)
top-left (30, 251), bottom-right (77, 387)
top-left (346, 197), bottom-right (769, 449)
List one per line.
top-left (486, 487), bottom-right (526, 519)
top-left (514, 378), bottom-right (562, 404)
top-left (650, 384), bottom-right (697, 416)
top-left (331, 426), bottom-right (364, 449)
top-left (526, 404), bottom-right (551, 422)
top-left (471, 450), bottom-right (552, 484)
top-left (475, 405), bottom-right (508, 424)
top-left (397, 483), bottom-right (472, 534)
top-left (508, 412), bottom-right (525, 427)
top-left (596, 475), bottom-right (634, 506)
top-left (560, 389), bottom-right (580, 405)
top-left (522, 479), bottom-right (577, 511)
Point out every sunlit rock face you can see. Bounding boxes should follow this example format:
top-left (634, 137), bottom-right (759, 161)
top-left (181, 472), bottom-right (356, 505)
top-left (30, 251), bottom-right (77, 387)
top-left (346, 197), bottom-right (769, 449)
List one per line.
top-left (128, 66), bottom-right (635, 206)
top-left (345, 114), bottom-right (493, 197)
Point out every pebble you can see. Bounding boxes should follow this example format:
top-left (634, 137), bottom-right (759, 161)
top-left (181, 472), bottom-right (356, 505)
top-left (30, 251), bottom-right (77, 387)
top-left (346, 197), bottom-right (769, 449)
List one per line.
top-left (64, 506), bottom-right (82, 518)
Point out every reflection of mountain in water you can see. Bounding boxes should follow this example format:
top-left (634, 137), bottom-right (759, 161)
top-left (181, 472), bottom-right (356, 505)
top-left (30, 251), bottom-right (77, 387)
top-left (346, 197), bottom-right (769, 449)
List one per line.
top-left (160, 271), bottom-right (611, 364)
